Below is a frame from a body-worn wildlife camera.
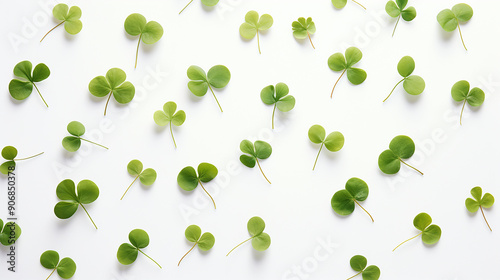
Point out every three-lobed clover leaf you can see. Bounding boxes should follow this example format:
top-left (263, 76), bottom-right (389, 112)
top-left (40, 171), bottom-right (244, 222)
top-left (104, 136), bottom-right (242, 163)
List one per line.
top-left (328, 47), bottom-right (367, 98)
top-left (227, 216), bottom-right (271, 256)
top-left (178, 225), bottom-right (215, 266)
top-left (240, 140), bottom-right (272, 184)
top-left (347, 255), bottom-right (381, 280)
top-left (331, 178), bottom-right (374, 222)
top-left (239, 11), bottom-right (273, 54)
top-left (117, 229), bottom-right (162, 268)
top-left (451, 80), bottom-right (484, 125)
top-left (0, 219), bottom-right (21, 246)
top-left (9, 60), bottom-right (50, 107)
top-left (153, 101), bottom-right (186, 148)
top-left (332, 0), bottom-right (366, 10)
top-left (62, 121), bottom-right (108, 152)
top-left (54, 179), bottom-right (99, 229)
top-left (466, 186), bottom-right (494, 231)
top-left (292, 17), bottom-right (316, 49)
top-left (179, 0), bottom-right (219, 14)
top-left (1, 146), bottom-right (44, 175)
top-left (88, 68), bottom-right (135, 116)
top-left (378, 135), bottom-right (423, 175)
top-left (260, 83), bottom-right (295, 129)
top-left (385, 0), bottom-right (416, 37)
top-left (437, 3), bottom-right (473, 50)
top-left (121, 160), bottom-right (157, 200)
top-left (308, 125), bottom-right (345, 170)
top-left (393, 212), bottom-right (442, 251)
top-left (124, 13), bottom-right (163, 68)
top-left (40, 4), bottom-right (82, 42)
top-left (383, 56), bottom-right (425, 102)
top-left (40, 250), bottom-right (77, 279)
top-left (187, 65), bottom-right (231, 112)
top-left (178, 163), bottom-right (218, 209)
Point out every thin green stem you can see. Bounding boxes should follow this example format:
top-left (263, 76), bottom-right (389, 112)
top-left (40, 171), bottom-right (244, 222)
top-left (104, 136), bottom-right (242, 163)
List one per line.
top-left (179, 0), bottom-right (194, 14)
top-left (80, 138), bottom-right (108, 150)
top-left (312, 143), bottom-right (324, 171)
top-left (15, 152), bottom-right (44, 161)
top-left (459, 100), bottom-right (466, 125)
top-left (33, 83), bottom-right (49, 107)
top-left (457, 22), bottom-right (467, 51)
top-left (80, 203), bottom-right (98, 229)
top-left (271, 104), bottom-right (277, 129)
top-left (138, 249), bottom-right (162, 268)
top-left (135, 34), bottom-right (142, 69)
top-left (346, 271), bottom-right (363, 280)
top-left (480, 206), bottom-right (492, 231)
top-left (256, 159), bottom-right (271, 184)
top-left (331, 69), bottom-right (346, 98)
top-left (383, 78), bottom-right (404, 102)
top-left (257, 30), bottom-right (261, 54)
top-left (354, 200), bottom-right (374, 222)
top-left (199, 180), bottom-right (216, 209)
top-left (351, 0), bottom-right (366, 10)
top-left (104, 93), bottom-right (112, 116)
top-left (307, 31), bottom-right (315, 49)
top-left (208, 84), bottom-right (223, 112)
top-left (399, 159), bottom-right (424, 175)
top-left (170, 122), bottom-right (177, 148)
top-left (393, 232), bottom-right (422, 251)
top-left (40, 21), bottom-right (64, 42)
top-left (178, 242), bottom-right (197, 266)
top-left (121, 175), bottom-right (139, 200)
top-left (45, 267), bottom-right (57, 280)
top-left (392, 15), bottom-right (401, 37)
top-left (226, 236), bottom-right (253, 256)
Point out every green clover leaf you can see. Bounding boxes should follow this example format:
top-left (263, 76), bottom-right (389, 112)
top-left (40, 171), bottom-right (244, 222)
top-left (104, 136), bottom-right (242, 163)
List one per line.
top-left (89, 68), bottom-right (135, 116)
top-left (0, 219), bottom-right (21, 246)
top-left (348, 255), bottom-right (380, 280)
top-left (393, 212), bottom-right (442, 251)
top-left (378, 135), bottom-right (423, 175)
top-left (331, 178), bottom-right (374, 222)
top-left (154, 101), bottom-right (186, 148)
top-left (178, 163), bottom-right (218, 209)
top-left (54, 179), bottom-right (99, 229)
top-left (261, 83), bottom-right (295, 129)
top-left (466, 186), bottom-right (494, 231)
top-left (328, 47), bottom-right (367, 98)
top-left (178, 225), bottom-right (215, 266)
top-left (187, 65), bottom-right (231, 112)
top-left (240, 11), bottom-right (273, 54)
top-left (179, 0), bottom-right (219, 14)
top-left (117, 229), bottom-right (162, 268)
top-left (9, 61), bottom-right (50, 107)
top-left (308, 125), bottom-right (345, 170)
top-left (121, 160), bottom-right (157, 200)
top-left (40, 250), bottom-right (77, 279)
top-left (41, 4), bottom-right (82, 42)
top-left (292, 17), bottom-right (316, 49)
top-left (437, 3), bottom-right (473, 50)
top-left (124, 13), bottom-right (163, 68)
top-left (451, 80), bottom-right (484, 125)
top-left (386, 0), bottom-right (416, 36)
top-left (1, 145), bottom-right (44, 175)
top-left (239, 140), bottom-right (272, 184)
top-left (383, 56), bottom-right (425, 102)
top-left (227, 216), bottom-right (271, 256)
top-left (62, 121), bottom-right (108, 152)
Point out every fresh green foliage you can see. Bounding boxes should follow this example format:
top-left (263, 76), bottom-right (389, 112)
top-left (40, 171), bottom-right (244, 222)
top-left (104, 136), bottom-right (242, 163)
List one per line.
top-left (292, 17), bottom-right (316, 49)
top-left (332, 0), bottom-right (366, 10)
top-left (308, 125), bottom-right (344, 170)
top-left (260, 83), bottom-right (295, 129)
top-left (0, 219), bottom-right (21, 246)
top-left (1, 146), bottom-right (44, 175)
top-left (393, 212), bottom-right (442, 251)
top-left (386, 0), bottom-right (416, 36)
top-left (437, 4), bottom-right (473, 50)
top-left (121, 160), bottom-right (157, 200)
top-left (54, 179), bottom-right (99, 229)
top-left (383, 56), bottom-right (425, 102)
top-left (347, 255), bottom-right (380, 280)
top-left (40, 4), bottom-right (82, 42)
top-left (179, 0), bottom-right (219, 14)
top-left (88, 68), bottom-right (135, 116)
top-left (240, 140), bottom-right (272, 184)
top-left (331, 178), bottom-right (374, 222)
top-left (177, 163), bottom-right (218, 209)
top-left (378, 135), bottom-right (423, 175)
top-left (124, 13), bottom-right (164, 68)
top-left (466, 186), bottom-right (494, 231)
top-left (178, 225), bottom-right (215, 266)
top-left (62, 121), bottom-right (108, 152)
top-left (328, 47), bottom-right (367, 98)
top-left (187, 65), bottom-right (231, 112)
top-left (8, 61), bottom-right (50, 107)
top-left (451, 80), bottom-right (484, 125)
top-left (227, 216), bottom-right (271, 256)
top-left (117, 229), bottom-right (162, 268)
top-left (40, 250), bottom-right (76, 279)
top-left (154, 101), bottom-right (186, 148)
top-left (239, 11), bottom-right (273, 54)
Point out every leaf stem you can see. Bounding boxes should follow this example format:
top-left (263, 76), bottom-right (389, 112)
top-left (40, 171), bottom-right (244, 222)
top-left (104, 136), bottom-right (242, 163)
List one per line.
top-left (399, 159), bottom-right (424, 175)
top-left (208, 84), bottom-right (223, 112)
top-left (392, 15), bottom-right (401, 37)
top-left (121, 175), bottom-right (139, 200)
top-left (480, 206), bottom-right (492, 231)
top-left (79, 203), bottom-right (98, 229)
top-left (354, 200), bottom-right (374, 222)
top-left (33, 83), bottom-right (49, 107)
top-left (307, 31), bottom-right (315, 49)
top-left (178, 242), bottom-right (197, 266)
top-left (104, 93), bottom-right (112, 116)
top-left (170, 122), bottom-right (177, 148)
top-left (179, 0), bottom-right (194, 14)
top-left (271, 104), bottom-right (277, 129)
top-left (135, 34), bottom-right (142, 69)
top-left (138, 249), bottom-right (162, 268)
top-left (45, 267), bottom-right (57, 280)
top-left (331, 69), bottom-right (346, 98)
top-left (80, 138), bottom-right (108, 150)
top-left (346, 271), bottom-right (363, 280)
top-left (257, 30), bottom-right (261, 54)
top-left (459, 100), bottom-right (466, 125)
top-left (226, 236), bottom-right (253, 256)
top-left (312, 143), bottom-right (324, 171)
top-left (199, 180), bottom-right (216, 209)
top-left (256, 159), bottom-right (271, 184)
top-left (351, 0), bottom-right (366, 10)
top-left (15, 152), bottom-right (44, 161)
top-left (383, 78), bottom-right (405, 102)
top-left (40, 21), bottom-right (64, 42)
top-left (392, 232), bottom-right (422, 251)
top-left (457, 22), bottom-right (467, 51)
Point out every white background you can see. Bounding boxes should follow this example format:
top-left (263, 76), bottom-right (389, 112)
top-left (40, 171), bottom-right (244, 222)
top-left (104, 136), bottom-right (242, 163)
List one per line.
top-left (1, 0), bottom-right (500, 279)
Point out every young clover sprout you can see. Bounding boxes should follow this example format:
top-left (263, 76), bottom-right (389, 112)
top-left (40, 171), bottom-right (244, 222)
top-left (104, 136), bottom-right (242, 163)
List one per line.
top-left (88, 68), bottom-right (135, 116)
top-left (117, 229), bottom-right (162, 268)
top-left (383, 56), bottom-right (425, 102)
top-left (331, 178), bottom-right (374, 222)
top-left (54, 179), bottom-right (99, 229)
top-left (177, 163), bottom-right (218, 209)
top-left (9, 61), bottom-right (50, 107)
top-left (62, 121), bottom-right (108, 152)
top-left (179, 0), bottom-right (219, 14)
top-left (239, 11), bottom-right (273, 54)
top-left (308, 125), bottom-right (345, 170)
top-left (292, 17), bottom-right (316, 49)
top-left (178, 225), bottom-right (215, 266)
top-left (121, 160), bottom-right (157, 200)
top-left (385, 0), bottom-right (416, 37)
top-left (124, 13), bottom-right (163, 68)
top-left (187, 65), bottom-right (231, 112)
top-left (437, 3), bottom-right (473, 50)
top-left (332, 0), bottom-right (366, 10)
top-left (40, 250), bottom-right (76, 280)
top-left (1, 146), bottom-right (44, 175)
top-left (153, 101), bottom-right (186, 148)
top-left (0, 219), bottom-right (21, 246)
top-left (328, 47), bottom-right (367, 98)
top-left (466, 186), bottom-right (494, 231)
top-left (40, 4), bottom-right (82, 42)
top-left (227, 216), bottom-right (271, 256)
top-left (393, 212), bottom-right (441, 251)
top-left (347, 255), bottom-right (380, 280)
top-left (240, 140), bottom-right (272, 184)
top-left (260, 83), bottom-right (295, 129)
top-left (378, 135), bottom-right (423, 175)
top-left (451, 80), bottom-right (484, 125)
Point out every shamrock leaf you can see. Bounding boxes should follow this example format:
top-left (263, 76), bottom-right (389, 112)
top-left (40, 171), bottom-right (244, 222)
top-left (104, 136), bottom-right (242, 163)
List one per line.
top-left (62, 121), bottom-right (108, 152)
top-left (393, 212), bottom-right (442, 251)
top-left (154, 101), bottom-right (186, 148)
top-left (117, 229), bottom-right (162, 268)
top-left (437, 3), bottom-right (473, 50)
top-left (292, 17), bottom-right (316, 49)
top-left (178, 225), bottom-right (215, 266)
top-left (54, 179), bottom-right (99, 229)
top-left (308, 125), bottom-right (345, 170)
top-left (466, 186), bottom-right (494, 231)
top-left (40, 250), bottom-right (77, 279)
top-left (451, 80), bottom-right (484, 125)
top-left (187, 65), bottom-right (231, 112)
top-left (179, 0), bottom-right (219, 14)
top-left (385, 0), bottom-right (416, 37)
top-left (347, 255), bottom-right (381, 280)
top-left (88, 68), bottom-right (135, 116)
top-left (331, 178), bottom-right (374, 222)
top-left (240, 140), bottom-right (272, 184)
top-left (121, 160), bottom-right (157, 200)
top-left (260, 83), bottom-right (295, 129)
top-left (378, 135), bottom-right (423, 175)
top-left (239, 11), bottom-right (273, 54)
top-left (9, 60), bottom-right (50, 107)
top-left (332, 0), bottom-right (366, 10)
top-left (1, 146), bottom-right (44, 175)
top-left (383, 56), bottom-right (425, 102)
top-left (0, 219), bottom-right (21, 246)
top-left (124, 13), bottom-right (164, 68)
top-left (227, 216), bottom-right (271, 256)
top-left (178, 163), bottom-right (218, 209)
top-left (40, 4), bottom-right (82, 42)
top-left (328, 47), bottom-right (367, 98)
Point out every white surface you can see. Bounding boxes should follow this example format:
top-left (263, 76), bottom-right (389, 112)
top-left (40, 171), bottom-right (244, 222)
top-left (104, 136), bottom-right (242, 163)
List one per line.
top-left (1, 0), bottom-right (499, 279)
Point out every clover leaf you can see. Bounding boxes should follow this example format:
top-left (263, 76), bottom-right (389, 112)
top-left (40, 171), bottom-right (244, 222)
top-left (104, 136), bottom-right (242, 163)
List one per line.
top-left (466, 186), bottom-right (494, 231)
top-left (331, 178), bottom-right (374, 222)
top-left (328, 47), bottom-right (367, 98)
top-left (437, 3), bottom-right (473, 50)
top-left (178, 163), bottom-right (218, 209)
top-left (240, 140), bottom-right (272, 184)
top-left (292, 17), bottom-right (316, 49)
top-left (178, 225), bottom-right (215, 266)
top-left (9, 60), bottom-right (50, 107)
top-left (121, 160), bottom-right (157, 200)
top-left (332, 0), bottom-right (366, 10)
top-left (347, 255), bottom-right (380, 280)
top-left (378, 135), bottom-right (423, 175)
top-left (88, 68), bottom-right (135, 116)
top-left (260, 83), bottom-right (295, 129)
top-left (451, 80), bottom-right (484, 125)
top-left (179, 0), bottom-right (219, 14)
top-left (0, 219), bottom-right (21, 246)
top-left (187, 65), bottom-right (231, 112)
top-left (383, 56), bottom-right (425, 102)
top-left (227, 216), bottom-right (271, 256)
top-left (62, 121), bottom-right (108, 152)
top-left (239, 11), bottom-right (273, 54)
top-left (117, 229), bottom-right (162, 268)
top-left (1, 146), bottom-right (44, 175)
top-left (393, 212), bottom-right (441, 251)
top-left (40, 4), bottom-right (82, 42)
top-left (308, 125), bottom-right (344, 170)
top-left (154, 101), bottom-right (186, 148)
top-left (124, 13), bottom-right (163, 68)
top-left (54, 179), bottom-right (99, 229)
top-left (385, 0), bottom-right (416, 37)
top-left (40, 250), bottom-right (76, 280)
